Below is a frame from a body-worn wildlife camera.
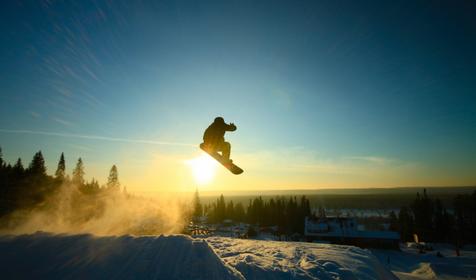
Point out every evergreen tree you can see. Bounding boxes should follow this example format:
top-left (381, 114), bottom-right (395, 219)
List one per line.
top-left (193, 188), bottom-right (203, 217)
top-left (434, 199), bottom-right (452, 242)
top-left (0, 146), bottom-right (3, 167)
top-left (107, 165), bottom-right (120, 190)
top-left (226, 200), bottom-right (234, 220)
top-left (55, 152), bottom-right (66, 180)
top-left (411, 189), bottom-right (434, 241)
top-left (398, 206), bottom-right (414, 241)
top-left (216, 194), bottom-right (226, 222)
top-left (454, 192), bottom-right (476, 244)
top-left (81, 178), bottom-right (100, 194)
top-left (28, 151), bottom-right (46, 176)
top-left (234, 202), bottom-right (246, 222)
top-left (13, 158), bottom-right (24, 177)
top-left (72, 158), bottom-right (85, 186)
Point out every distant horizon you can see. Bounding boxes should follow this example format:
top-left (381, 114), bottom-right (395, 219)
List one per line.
top-left (135, 185), bottom-right (476, 197)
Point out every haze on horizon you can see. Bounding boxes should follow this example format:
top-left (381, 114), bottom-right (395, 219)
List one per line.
top-left (1, 1), bottom-right (475, 193)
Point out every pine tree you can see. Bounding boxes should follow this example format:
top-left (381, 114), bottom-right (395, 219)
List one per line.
top-left (0, 146), bottom-right (3, 167)
top-left (193, 188), bottom-right (203, 217)
top-left (398, 206), bottom-right (414, 241)
top-left (107, 165), bottom-right (120, 190)
top-left (217, 194), bottom-right (226, 222)
top-left (72, 158), bottom-right (85, 186)
top-left (28, 151), bottom-right (47, 176)
top-left (434, 199), bottom-right (452, 242)
top-left (13, 158), bottom-right (24, 176)
top-left (226, 200), bottom-right (234, 220)
top-left (55, 153), bottom-right (66, 180)
top-left (234, 202), bottom-right (246, 222)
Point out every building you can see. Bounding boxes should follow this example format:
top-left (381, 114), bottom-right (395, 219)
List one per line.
top-left (304, 216), bottom-right (400, 249)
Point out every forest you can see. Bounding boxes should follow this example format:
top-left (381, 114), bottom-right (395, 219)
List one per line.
top-left (0, 147), bottom-right (125, 230)
top-left (1, 146), bottom-right (475, 244)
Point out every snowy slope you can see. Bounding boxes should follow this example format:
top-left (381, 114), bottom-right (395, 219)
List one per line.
top-left (0, 232), bottom-right (396, 280)
top-left (208, 237), bottom-right (397, 280)
top-left (372, 244), bottom-right (476, 280)
top-left (0, 233), bottom-right (242, 280)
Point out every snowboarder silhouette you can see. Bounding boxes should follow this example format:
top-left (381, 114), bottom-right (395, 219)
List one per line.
top-left (200, 117), bottom-right (243, 174)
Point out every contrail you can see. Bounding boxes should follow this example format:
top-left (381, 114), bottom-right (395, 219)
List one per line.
top-left (0, 129), bottom-right (196, 147)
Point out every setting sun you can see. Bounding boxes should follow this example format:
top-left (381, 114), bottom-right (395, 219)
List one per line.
top-left (186, 153), bottom-right (218, 185)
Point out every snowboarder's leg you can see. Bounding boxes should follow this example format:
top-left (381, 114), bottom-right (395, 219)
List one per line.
top-left (222, 141), bottom-right (231, 160)
top-left (216, 141), bottom-right (231, 161)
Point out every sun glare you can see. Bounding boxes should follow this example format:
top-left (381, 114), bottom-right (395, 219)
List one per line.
top-left (186, 153), bottom-right (218, 185)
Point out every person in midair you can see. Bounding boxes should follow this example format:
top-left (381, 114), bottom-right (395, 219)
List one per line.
top-left (202, 117), bottom-right (236, 162)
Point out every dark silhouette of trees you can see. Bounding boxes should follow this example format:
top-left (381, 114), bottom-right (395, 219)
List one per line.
top-left (0, 148), bottom-right (128, 224)
top-left (106, 165), bottom-right (120, 191)
top-left (13, 158), bottom-right (24, 177)
top-left (395, 189), bottom-right (475, 244)
top-left (72, 158), bottom-right (85, 186)
top-left (397, 206), bottom-right (414, 241)
top-left (28, 151), bottom-right (46, 177)
top-left (0, 147), bottom-right (3, 167)
top-left (433, 198), bottom-right (453, 242)
top-left (205, 194), bottom-right (312, 234)
top-left (55, 153), bottom-right (66, 180)
top-left (193, 189), bottom-right (203, 217)
top-left (454, 191), bottom-right (476, 244)
top-left (411, 189), bottom-right (434, 241)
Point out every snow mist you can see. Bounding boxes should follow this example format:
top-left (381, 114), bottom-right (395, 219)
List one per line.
top-left (0, 183), bottom-right (192, 236)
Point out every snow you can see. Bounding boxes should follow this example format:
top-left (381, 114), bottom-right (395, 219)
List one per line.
top-left (0, 233), bottom-right (242, 280)
top-left (0, 232), bottom-right (396, 280)
top-left (0, 232), bottom-right (474, 279)
top-left (372, 243), bottom-right (476, 280)
top-left (208, 237), bottom-right (397, 280)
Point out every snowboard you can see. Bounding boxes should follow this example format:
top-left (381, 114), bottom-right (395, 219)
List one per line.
top-left (200, 143), bottom-right (243, 175)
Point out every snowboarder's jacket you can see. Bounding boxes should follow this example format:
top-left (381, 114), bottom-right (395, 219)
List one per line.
top-left (203, 120), bottom-right (236, 145)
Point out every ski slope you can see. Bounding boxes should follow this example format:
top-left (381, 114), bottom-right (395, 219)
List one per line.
top-left (0, 232), bottom-right (394, 280)
top-left (1, 233), bottom-right (475, 279)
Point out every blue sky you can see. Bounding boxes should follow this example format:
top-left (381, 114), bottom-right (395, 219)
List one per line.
top-left (1, 1), bottom-right (475, 191)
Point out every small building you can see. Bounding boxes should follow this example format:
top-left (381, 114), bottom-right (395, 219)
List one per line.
top-left (304, 216), bottom-right (400, 249)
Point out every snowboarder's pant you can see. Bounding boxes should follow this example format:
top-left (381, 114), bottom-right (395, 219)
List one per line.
top-left (207, 141), bottom-right (231, 160)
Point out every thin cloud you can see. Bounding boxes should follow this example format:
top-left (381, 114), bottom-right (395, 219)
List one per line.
top-left (346, 156), bottom-right (393, 165)
top-left (52, 117), bottom-right (73, 126)
top-left (0, 129), bottom-right (195, 147)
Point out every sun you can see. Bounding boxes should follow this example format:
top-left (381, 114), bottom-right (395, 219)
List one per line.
top-left (186, 153), bottom-right (218, 185)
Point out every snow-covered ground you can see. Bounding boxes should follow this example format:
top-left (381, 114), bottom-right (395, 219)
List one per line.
top-left (207, 237), bottom-right (396, 280)
top-left (372, 244), bottom-right (476, 280)
top-left (0, 233), bottom-right (474, 279)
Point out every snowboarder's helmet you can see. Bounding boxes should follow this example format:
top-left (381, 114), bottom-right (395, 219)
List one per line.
top-left (214, 117), bottom-right (225, 123)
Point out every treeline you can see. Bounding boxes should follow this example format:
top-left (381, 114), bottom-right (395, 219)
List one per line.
top-left (0, 147), bottom-right (124, 219)
top-left (390, 188), bottom-right (476, 244)
top-left (193, 191), bottom-right (311, 234)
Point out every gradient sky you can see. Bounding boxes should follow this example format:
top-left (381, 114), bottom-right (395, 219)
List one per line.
top-left (1, 0), bottom-right (475, 192)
